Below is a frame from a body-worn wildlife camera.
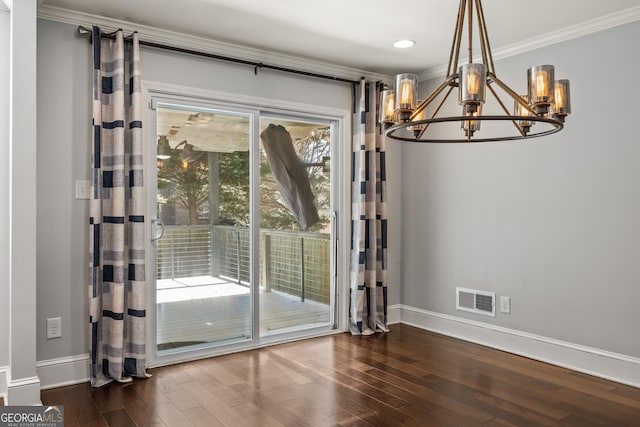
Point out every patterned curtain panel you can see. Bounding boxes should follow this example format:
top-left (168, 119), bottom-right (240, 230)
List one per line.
top-left (349, 79), bottom-right (389, 335)
top-left (89, 26), bottom-right (149, 387)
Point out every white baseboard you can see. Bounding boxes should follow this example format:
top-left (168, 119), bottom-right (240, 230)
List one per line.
top-left (0, 356), bottom-right (89, 398)
top-left (13, 307), bottom-right (640, 392)
top-left (36, 354), bottom-right (90, 390)
top-left (0, 365), bottom-right (7, 403)
top-left (5, 376), bottom-right (41, 405)
top-left (391, 304), bottom-right (640, 389)
top-left (388, 304), bottom-right (402, 325)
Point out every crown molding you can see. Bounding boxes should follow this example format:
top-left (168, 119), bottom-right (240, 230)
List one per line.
top-left (35, 4), bottom-right (640, 84)
top-left (37, 5), bottom-right (392, 84)
top-left (419, 5), bottom-right (640, 81)
top-left (0, 2), bottom-right (9, 12)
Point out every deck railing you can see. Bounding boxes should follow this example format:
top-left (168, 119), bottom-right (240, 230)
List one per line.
top-left (156, 225), bottom-right (331, 304)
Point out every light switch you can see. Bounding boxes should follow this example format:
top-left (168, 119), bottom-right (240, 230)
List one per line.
top-left (75, 180), bottom-right (90, 200)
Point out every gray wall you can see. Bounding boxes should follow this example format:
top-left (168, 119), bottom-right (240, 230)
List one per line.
top-left (35, 18), bottom-right (402, 361)
top-left (18, 10), bottom-right (640, 368)
top-left (401, 20), bottom-right (640, 358)
top-left (36, 18), bottom-right (92, 361)
top-left (13, 6), bottom-right (639, 372)
top-left (0, 9), bottom-right (9, 369)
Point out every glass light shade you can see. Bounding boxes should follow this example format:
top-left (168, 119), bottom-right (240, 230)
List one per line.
top-left (394, 73), bottom-right (418, 112)
top-left (514, 95), bottom-right (533, 127)
top-left (458, 63), bottom-right (486, 110)
top-left (528, 65), bottom-right (555, 107)
top-left (407, 105), bottom-right (426, 132)
top-left (462, 107), bottom-right (482, 134)
top-left (181, 142), bottom-right (198, 163)
top-left (553, 79), bottom-right (571, 117)
top-left (379, 90), bottom-right (396, 124)
top-left (513, 95), bottom-right (534, 134)
top-left (157, 135), bottom-right (171, 159)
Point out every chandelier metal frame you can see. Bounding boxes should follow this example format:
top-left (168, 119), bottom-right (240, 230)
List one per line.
top-left (384, 0), bottom-right (567, 143)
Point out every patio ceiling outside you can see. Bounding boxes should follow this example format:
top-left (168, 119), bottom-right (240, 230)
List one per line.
top-left (157, 107), bottom-right (328, 153)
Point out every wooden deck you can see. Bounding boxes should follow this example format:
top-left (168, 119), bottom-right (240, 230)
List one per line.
top-left (157, 276), bottom-right (330, 349)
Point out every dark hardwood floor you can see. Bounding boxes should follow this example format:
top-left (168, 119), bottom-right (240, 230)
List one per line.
top-left (40, 324), bottom-right (640, 426)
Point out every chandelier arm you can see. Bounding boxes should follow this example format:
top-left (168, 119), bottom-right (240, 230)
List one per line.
top-left (429, 86), bottom-right (455, 120)
top-left (416, 86), bottom-right (456, 139)
top-left (468, 0), bottom-right (473, 64)
top-left (487, 83), bottom-right (527, 138)
top-left (450, 0), bottom-right (467, 76)
top-left (447, 0), bottom-right (466, 76)
top-left (409, 76), bottom-right (455, 121)
top-left (474, 0), bottom-right (490, 71)
top-left (490, 73), bottom-right (539, 116)
top-left (475, 0), bottom-right (496, 73)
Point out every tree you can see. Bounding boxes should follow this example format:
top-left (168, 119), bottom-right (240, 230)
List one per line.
top-left (157, 153), bottom-right (209, 225)
top-left (157, 126), bottom-right (332, 231)
top-left (217, 151), bottom-right (250, 226)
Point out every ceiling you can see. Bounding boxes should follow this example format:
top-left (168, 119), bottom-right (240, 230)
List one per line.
top-left (37, 0), bottom-right (640, 152)
top-left (39, 0), bottom-right (640, 76)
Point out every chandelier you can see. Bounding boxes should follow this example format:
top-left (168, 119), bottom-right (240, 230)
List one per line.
top-left (382, 0), bottom-right (571, 143)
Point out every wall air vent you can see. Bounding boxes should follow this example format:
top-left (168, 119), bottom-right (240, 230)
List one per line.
top-left (456, 287), bottom-right (496, 317)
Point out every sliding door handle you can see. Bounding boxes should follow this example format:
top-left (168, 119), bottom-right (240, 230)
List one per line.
top-left (151, 219), bottom-right (165, 241)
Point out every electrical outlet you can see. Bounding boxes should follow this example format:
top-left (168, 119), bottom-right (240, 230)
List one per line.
top-left (500, 296), bottom-right (511, 314)
top-left (47, 317), bottom-right (62, 339)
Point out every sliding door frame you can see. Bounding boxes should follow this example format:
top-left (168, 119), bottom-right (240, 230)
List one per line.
top-left (143, 81), bottom-right (351, 368)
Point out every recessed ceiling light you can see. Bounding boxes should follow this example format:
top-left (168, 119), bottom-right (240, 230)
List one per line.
top-left (393, 40), bottom-right (415, 49)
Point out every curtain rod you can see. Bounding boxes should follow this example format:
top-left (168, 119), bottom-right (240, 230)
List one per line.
top-left (77, 25), bottom-right (361, 85)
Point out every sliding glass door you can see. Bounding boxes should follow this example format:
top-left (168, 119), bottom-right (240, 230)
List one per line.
top-left (258, 116), bottom-right (334, 335)
top-left (150, 100), bottom-right (337, 361)
top-left (154, 104), bottom-right (253, 351)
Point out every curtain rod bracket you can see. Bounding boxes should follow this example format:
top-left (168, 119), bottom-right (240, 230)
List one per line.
top-left (77, 25), bottom-right (92, 43)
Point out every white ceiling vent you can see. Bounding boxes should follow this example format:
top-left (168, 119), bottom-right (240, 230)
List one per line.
top-left (456, 287), bottom-right (496, 317)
